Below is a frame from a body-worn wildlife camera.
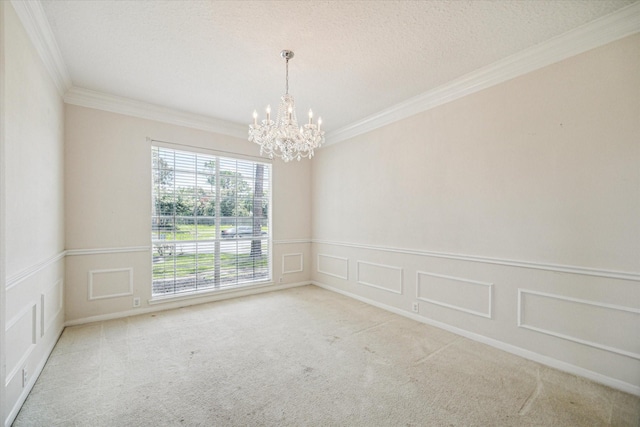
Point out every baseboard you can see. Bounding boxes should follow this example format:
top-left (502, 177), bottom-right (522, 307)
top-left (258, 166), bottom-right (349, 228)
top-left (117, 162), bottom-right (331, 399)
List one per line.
top-left (5, 324), bottom-right (64, 427)
top-left (311, 281), bottom-right (640, 397)
top-left (65, 281), bottom-right (310, 327)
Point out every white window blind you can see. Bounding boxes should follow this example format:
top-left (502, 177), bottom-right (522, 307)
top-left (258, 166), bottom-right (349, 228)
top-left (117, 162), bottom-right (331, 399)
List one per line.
top-left (152, 145), bottom-right (271, 296)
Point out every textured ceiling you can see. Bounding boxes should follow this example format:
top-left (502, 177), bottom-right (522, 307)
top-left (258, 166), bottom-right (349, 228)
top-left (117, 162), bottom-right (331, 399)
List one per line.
top-left (40, 0), bottom-right (635, 133)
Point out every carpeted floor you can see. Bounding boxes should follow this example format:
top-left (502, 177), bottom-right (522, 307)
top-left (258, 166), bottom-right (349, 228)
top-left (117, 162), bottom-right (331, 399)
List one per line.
top-left (13, 285), bottom-right (640, 426)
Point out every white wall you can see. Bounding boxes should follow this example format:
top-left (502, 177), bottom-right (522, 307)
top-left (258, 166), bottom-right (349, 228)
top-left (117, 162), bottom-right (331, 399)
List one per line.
top-left (64, 105), bottom-right (311, 323)
top-left (2, 2), bottom-right (66, 425)
top-left (0, 3), bottom-right (6, 423)
top-left (311, 34), bottom-right (640, 394)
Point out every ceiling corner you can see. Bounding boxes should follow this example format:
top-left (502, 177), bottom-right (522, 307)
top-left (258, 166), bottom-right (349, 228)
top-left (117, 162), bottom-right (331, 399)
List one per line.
top-left (64, 87), bottom-right (248, 140)
top-left (326, 1), bottom-right (640, 146)
top-left (10, 0), bottom-right (72, 96)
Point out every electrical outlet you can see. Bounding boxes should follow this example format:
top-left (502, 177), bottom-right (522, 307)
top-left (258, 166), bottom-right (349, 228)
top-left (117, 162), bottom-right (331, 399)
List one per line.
top-left (412, 302), bottom-right (419, 313)
top-left (22, 368), bottom-right (28, 387)
top-left (279, 277), bottom-right (283, 283)
top-left (133, 297), bottom-right (141, 308)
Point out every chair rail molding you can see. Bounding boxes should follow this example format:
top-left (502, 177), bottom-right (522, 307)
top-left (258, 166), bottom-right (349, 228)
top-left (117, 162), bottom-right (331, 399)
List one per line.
top-left (66, 246), bottom-right (150, 256)
top-left (6, 251), bottom-right (66, 290)
top-left (311, 239), bottom-right (640, 282)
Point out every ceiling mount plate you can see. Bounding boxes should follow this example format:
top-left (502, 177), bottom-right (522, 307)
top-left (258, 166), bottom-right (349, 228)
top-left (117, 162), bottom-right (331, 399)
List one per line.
top-left (280, 50), bottom-right (294, 60)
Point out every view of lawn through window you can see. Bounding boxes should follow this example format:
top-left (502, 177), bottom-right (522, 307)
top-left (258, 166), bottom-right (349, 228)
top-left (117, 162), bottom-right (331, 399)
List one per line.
top-left (152, 145), bottom-right (271, 296)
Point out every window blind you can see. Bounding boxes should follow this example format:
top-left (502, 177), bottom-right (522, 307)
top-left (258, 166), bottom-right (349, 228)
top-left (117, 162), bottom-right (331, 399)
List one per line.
top-left (151, 145), bottom-right (271, 296)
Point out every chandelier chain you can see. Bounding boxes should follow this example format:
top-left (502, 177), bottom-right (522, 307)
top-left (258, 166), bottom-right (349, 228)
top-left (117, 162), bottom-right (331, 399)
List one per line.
top-left (285, 57), bottom-right (289, 95)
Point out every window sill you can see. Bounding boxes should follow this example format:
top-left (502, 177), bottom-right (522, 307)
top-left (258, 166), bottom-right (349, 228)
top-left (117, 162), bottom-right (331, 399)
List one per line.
top-left (148, 280), bottom-right (275, 305)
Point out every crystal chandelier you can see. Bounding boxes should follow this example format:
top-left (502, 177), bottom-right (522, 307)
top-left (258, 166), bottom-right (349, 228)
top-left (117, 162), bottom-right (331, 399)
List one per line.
top-left (249, 50), bottom-right (325, 162)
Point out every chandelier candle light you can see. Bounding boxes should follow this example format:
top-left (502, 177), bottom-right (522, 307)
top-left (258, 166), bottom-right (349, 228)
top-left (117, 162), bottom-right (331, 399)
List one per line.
top-left (249, 50), bottom-right (325, 162)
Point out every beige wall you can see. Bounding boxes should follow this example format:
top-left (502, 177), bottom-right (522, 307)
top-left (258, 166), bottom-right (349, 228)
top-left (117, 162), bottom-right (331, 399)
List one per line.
top-left (311, 34), bottom-right (640, 393)
top-left (2, 2), bottom-right (66, 424)
top-left (64, 105), bottom-right (311, 323)
top-left (2, 5), bottom-right (638, 424)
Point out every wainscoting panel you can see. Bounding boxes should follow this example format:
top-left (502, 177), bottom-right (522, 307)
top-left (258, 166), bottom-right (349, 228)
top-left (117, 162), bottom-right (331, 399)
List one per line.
top-left (317, 254), bottom-right (349, 280)
top-left (417, 271), bottom-right (493, 318)
top-left (311, 239), bottom-right (640, 395)
top-left (518, 289), bottom-right (640, 360)
top-left (282, 253), bottom-right (304, 274)
top-left (357, 261), bottom-right (403, 294)
top-left (88, 267), bottom-right (134, 300)
top-left (5, 303), bottom-right (37, 386)
top-left (311, 239), bottom-right (640, 282)
top-left (41, 279), bottom-right (63, 337)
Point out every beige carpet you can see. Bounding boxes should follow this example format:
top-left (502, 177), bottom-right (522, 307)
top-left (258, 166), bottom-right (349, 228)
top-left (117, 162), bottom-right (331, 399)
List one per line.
top-left (13, 285), bottom-right (640, 426)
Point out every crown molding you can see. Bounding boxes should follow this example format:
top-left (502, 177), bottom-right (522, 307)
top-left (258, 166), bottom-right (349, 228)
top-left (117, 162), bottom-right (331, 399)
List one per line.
top-left (11, 0), bottom-right (640, 143)
top-left (10, 0), bottom-right (71, 96)
top-left (326, 2), bottom-right (640, 145)
top-left (64, 87), bottom-right (248, 139)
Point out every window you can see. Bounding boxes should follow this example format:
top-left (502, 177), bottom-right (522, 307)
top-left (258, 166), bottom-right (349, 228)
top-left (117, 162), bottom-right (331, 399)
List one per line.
top-left (151, 145), bottom-right (271, 297)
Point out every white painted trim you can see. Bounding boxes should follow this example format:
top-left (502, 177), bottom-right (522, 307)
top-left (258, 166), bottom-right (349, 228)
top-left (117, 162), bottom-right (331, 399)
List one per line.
top-left (5, 303), bottom-right (37, 387)
top-left (311, 281), bottom-right (640, 397)
top-left (5, 344), bottom-right (35, 390)
top-left (4, 343), bottom-right (36, 387)
top-left (9, 0), bottom-right (71, 96)
top-left (87, 267), bottom-right (134, 301)
top-left (66, 246), bottom-right (150, 256)
top-left (41, 279), bottom-right (63, 337)
top-left (317, 253), bottom-right (349, 280)
top-left (0, 2), bottom-right (6, 423)
top-left (6, 246), bottom-right (147, 290)
top-left (64, 87), bottom-right (247, 139)
top-left (326, 2), bottom-right (640, 145)
top-left (40, 294), bottom-right (45, 338)
top-left (12, 0), bottom-right (639, 147)
top-left (5, 246), bottom-right (149, 290)
top-left (356, 260), bottom-right (403, 295)
top-left (273, 239), bottom-right (312, 245)
top-left (5, 301), bottom-right (37, 332)
top-left (416, 271), bottom-right (493, 319)
top-left (282, 253), bottom-right (304, 274)
top-left (6, 250), bottom-right (65, 290)
top-left (517, 289), bottom-right (640, 360)
top-left (5, 324), bottom-right (64, 427)
top-left (67, 281), bottom-right (309, 326)
top-left (312, 239), bottom-right (640, 282)
top-left (148, 280), bottom-right (295, 306)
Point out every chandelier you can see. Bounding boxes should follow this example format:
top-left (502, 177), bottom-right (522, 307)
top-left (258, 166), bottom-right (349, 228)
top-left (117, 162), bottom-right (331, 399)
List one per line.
top-left (249, 50), bottom-right (325, 162)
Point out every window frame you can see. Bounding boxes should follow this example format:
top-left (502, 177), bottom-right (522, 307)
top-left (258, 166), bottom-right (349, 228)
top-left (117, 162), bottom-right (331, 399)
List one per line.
top-left (150, 141), bottom-right (272, 299)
